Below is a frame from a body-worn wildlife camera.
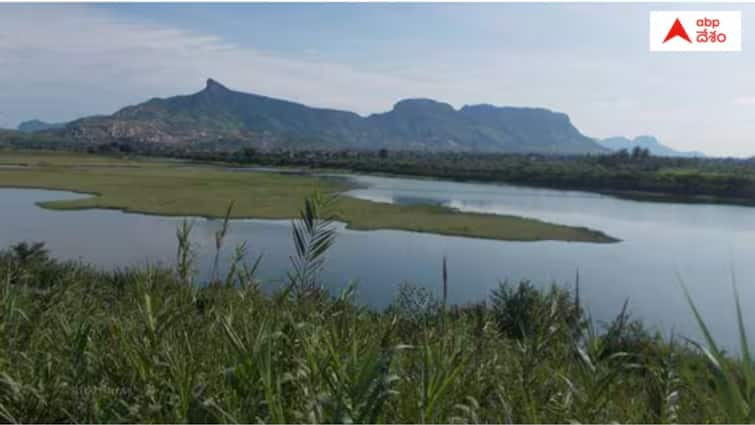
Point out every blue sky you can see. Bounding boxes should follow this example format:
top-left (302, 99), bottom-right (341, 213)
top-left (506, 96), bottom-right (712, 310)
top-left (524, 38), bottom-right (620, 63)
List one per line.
top-left (1, 3), bottom-right (754, 156)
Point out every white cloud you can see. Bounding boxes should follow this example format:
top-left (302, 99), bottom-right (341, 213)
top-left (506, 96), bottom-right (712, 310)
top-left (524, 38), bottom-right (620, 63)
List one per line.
top-left (0, 4), bottom-right (450, 126)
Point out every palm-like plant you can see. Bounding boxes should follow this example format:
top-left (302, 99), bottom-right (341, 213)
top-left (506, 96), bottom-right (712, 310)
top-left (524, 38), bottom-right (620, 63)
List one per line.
top-left (287, 190), bottom-right (339, 297)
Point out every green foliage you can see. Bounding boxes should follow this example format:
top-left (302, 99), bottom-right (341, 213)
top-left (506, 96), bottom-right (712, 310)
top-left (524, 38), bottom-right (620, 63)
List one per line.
top-left (288, 190), bottom-right (338, 296)
top-left (491, 281), bottom-right (581, 340)
top-left (9, 242), bottom-right (49, 266)
top-left (683, 280), bottom-right (755, 423)
top-left (175, 219), bottom-right (195, 287)
top-left (388, 282), bottom-right (443, 331)
top-left (0, 251), bottom-right (742, 423)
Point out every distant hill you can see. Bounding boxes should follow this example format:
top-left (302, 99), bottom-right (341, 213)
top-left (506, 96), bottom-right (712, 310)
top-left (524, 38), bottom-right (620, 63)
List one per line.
top-left (17, 119), bottom-right (65, 133)
top-left (598, 136), bottom-right (705, 158)
top-left (52, 79), bottom-right (607, 154)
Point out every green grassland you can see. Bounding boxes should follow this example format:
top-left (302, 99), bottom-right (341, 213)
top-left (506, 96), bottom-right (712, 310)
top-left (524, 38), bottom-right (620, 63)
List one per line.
top-left (0, 151), bottom-right (616, 243)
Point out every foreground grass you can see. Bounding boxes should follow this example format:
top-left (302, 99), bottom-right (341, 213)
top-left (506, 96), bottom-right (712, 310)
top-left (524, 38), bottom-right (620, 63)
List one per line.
top-left (0, 242), bottom-right (746, 423)
top-left (0, 151), bottom-right (615, 243)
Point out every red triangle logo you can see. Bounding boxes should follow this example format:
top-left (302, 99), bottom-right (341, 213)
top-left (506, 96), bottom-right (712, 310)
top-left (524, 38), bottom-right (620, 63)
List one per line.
top-left (663, 18), bottom-right (692, 43)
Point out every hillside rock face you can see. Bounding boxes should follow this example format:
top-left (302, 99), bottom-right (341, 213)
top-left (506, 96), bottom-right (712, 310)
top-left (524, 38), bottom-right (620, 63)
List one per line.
top-left (54, 79), bottom-right (608, 154)
top-left (459, 105), bottom-right (599, 154)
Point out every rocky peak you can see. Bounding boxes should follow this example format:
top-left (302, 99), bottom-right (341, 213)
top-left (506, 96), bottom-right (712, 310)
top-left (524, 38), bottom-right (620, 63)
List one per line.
top-left (204, 78), bottom-right (230, 93)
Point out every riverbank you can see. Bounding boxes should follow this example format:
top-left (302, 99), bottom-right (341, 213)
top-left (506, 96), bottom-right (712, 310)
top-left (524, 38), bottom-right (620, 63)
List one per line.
top-left (0, 151), bottom-right (617, 243)
top-left (193, 150), bottom-right (755, 208)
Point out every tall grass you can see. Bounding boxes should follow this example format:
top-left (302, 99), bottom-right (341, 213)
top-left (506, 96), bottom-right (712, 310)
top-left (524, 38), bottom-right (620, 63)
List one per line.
top-left (682, 278), bottom-right (755, 423)
top-left (0, 192), bottom-right (748, 423)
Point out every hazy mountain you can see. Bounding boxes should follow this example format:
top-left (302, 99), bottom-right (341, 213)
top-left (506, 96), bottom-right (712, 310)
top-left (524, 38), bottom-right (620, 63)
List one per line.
top-left (55, 79), bottom-right (608, 154)
top-left (17, 119), bottom-right (65, 133)
top-left (598, 136), bottom-right (705, 158)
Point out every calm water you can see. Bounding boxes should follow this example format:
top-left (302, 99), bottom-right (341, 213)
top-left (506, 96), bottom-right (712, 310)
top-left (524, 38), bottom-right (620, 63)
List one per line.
top-left (1, 171), bottom-right (754, 350)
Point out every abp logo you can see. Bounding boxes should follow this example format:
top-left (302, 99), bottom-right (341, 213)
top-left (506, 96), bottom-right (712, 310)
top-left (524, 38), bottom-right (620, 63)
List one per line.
top-left (663, 18), bottom-right (691, 43)
top-left (650, 11), bottom-right (741, 52)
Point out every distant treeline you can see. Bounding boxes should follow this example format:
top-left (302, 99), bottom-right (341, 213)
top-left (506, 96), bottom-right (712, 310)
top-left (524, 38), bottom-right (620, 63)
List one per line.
top-left (101, 142), bottom-right (755, 204)
top-left (4, 133), bottom-right (755, 204)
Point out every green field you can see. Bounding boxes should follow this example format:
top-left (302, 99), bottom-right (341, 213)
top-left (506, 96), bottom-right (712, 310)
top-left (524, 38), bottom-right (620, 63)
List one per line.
top-left (0, 151), bottom-right (616, 242)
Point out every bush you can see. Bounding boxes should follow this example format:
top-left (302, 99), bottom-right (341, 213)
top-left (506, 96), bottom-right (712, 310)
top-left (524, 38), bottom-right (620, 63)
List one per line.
top-left (490, 280), bottom-right (581, 340)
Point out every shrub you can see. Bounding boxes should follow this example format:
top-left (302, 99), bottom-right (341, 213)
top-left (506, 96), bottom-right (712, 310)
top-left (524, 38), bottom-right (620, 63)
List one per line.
top-left (490, 280), bottom-right (581, 340)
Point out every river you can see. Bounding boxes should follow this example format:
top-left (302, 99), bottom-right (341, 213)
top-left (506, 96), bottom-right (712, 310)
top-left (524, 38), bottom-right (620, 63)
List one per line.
top-left (1, 170), bottom-right (753, 350)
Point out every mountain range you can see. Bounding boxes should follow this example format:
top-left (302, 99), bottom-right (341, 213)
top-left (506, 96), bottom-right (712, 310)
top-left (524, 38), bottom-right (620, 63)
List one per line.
top-left (19, 80), bottom-right (702, 157)
top-left (597, 136), bottom-right (705, 158)
top-left (27, 79), bottom-right (608, 154)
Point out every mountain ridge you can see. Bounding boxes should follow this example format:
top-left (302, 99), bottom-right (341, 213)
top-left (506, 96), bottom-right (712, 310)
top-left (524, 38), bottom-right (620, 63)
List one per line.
top-left (48, 79), bottom-right (608, 154)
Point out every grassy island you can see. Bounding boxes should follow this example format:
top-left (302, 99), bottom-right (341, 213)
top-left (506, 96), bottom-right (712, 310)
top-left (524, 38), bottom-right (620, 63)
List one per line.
top-left (0, 151), bottom-right (616, 243)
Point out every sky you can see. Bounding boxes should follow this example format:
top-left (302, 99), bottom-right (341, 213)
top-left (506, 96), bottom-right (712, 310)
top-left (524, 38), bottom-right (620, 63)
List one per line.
top-left (1, 3), bottom-right (754, 157)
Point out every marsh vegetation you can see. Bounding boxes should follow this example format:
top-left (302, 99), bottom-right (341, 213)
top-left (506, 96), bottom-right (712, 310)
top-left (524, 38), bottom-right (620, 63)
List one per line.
top-left (0, 151), bottom-right (615, 243)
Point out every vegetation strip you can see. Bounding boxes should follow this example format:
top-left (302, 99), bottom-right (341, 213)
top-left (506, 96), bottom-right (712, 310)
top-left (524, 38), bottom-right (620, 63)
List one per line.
top-left (155, 148), bottom-right (755, 207)
top-left (0, 152), bottom-right (617, 243)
